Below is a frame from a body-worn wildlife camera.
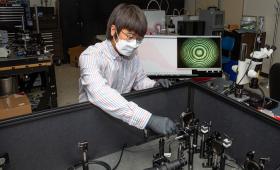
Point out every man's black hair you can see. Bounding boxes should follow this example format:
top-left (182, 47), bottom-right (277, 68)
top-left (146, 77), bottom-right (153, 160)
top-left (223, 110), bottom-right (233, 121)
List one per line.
top-left (106, 3), bottom-right (147, 40)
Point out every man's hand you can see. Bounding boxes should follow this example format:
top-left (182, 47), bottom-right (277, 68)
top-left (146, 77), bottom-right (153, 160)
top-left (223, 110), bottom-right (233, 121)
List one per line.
top-left (146, 115), bottom-right (176, 135)
top-left (154, 79), bottom-right (172, 88)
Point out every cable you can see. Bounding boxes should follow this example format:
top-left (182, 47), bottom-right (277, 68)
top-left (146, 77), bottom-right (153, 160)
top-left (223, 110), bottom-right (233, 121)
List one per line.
top-left (147, 0), bottom-right (161, 10)
top-left (168, 139), bottom-right (176, 148)
top-left (173, 9), bottom-right (180, 16)
top-left (165, 0), bottom-right (170, 14)
top-left (159, 0), bottom-right (170, 14)
top-left (112, 144), bottom-right (127, 170)
top-left (68, 160), bottom-right (112, 170)
top-left (179, 8), bottom-right (186, 15)
top-left (221, 81), bottom-right (235, 95)
top-left (89, 160), bottom-right (112, 170)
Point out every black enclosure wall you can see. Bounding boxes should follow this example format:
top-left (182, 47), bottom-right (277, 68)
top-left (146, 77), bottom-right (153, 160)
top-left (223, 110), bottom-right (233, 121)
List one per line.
top-left (0, 84), bottom-right (189, 170)
top-left (59, 0), bottom-right (185, 63)
top-left (1, 82), bottom-right (279, 170)
top-left (192, 84), bottom-right (280, 170)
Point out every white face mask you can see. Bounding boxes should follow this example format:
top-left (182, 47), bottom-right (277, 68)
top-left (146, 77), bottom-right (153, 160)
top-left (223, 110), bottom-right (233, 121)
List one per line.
top-left (114, 32), bottom-right (141, 57)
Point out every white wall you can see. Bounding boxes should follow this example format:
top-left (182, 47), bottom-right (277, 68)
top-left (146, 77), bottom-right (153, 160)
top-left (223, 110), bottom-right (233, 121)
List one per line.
top-left (244, 0), bottom-right (280, 73)
top-left (184, 0), bottom-right (218, 15)
top-left (223, 0), bottom-right (243, 25)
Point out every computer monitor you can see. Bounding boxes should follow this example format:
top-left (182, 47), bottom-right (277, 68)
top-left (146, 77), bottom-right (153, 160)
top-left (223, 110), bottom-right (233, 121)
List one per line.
top-left (137, 35), bottom-right (222, 77)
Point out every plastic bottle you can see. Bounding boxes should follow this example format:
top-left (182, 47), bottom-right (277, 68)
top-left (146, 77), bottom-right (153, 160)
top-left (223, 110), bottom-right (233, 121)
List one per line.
top-left (167, 19), bottom-right (175, 34)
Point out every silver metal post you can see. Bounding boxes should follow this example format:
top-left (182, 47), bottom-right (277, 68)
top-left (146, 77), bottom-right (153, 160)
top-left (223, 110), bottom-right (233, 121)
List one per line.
top-left (35, 5), bottom-right (40, 34)
top-left (21, 15), bottom-right (25, 32)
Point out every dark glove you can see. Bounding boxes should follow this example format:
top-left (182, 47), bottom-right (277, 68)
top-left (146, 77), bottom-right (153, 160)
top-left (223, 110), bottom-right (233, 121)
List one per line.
top-left (146, 115), bottom-right (176, 135)
top-left (154, 79), bottom-right (172, 88)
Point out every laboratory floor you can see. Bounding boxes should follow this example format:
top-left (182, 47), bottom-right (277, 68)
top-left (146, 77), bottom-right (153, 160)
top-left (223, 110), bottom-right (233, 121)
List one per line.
top-left (55, 64), bottom-right (80, 107)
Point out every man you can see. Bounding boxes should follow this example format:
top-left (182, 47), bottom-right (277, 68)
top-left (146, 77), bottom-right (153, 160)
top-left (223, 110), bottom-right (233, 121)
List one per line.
top-left (79, 3), bottom-right (176, 135)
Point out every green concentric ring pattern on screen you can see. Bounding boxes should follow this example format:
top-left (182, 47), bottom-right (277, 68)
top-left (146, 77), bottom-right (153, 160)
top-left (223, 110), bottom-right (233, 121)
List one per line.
top-left (179, 38), bottom-right (219, 68)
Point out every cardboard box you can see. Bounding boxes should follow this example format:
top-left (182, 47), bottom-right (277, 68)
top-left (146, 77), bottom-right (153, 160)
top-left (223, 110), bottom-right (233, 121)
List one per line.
top-left (68, 45), bottom-right (86, 67)
top-left (0, 93), bottom-right (32, 120)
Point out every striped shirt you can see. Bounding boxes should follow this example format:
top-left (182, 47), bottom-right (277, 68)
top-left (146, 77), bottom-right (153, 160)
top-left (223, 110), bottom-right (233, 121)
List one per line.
top-left (79, 40), bottom-right (156, 129)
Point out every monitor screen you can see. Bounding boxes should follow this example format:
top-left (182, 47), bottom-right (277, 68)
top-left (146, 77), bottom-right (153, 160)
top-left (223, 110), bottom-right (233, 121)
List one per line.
top-left (137, 35), bottom-right (222, 77)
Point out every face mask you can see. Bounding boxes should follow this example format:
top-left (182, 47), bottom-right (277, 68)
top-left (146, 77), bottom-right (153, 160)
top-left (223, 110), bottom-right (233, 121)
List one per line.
top-left (114, 32), bottom-right (141, 58)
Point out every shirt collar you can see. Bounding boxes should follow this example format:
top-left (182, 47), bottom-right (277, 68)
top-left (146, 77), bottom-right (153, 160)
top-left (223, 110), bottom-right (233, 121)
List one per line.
top-left (105, 39), bottom-right (121, 60)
